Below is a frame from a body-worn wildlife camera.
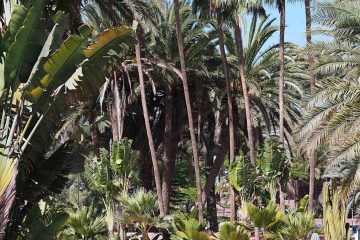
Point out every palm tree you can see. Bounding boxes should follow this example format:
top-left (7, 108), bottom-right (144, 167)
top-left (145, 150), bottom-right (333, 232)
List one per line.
top-left (278, 0), bottom-right (286, 149)
top-left (228, 14), bottom-right (305, 222)
top-left (277, 0), bottom-right (286, 214)
top-left (117, 188), bottom-right (170, 240)
top-left (136, 36), bottom-right (165, 216)
top-left (261, 0), bottom-right (287, 214)
top-left (83, 0), bottom-right (166, 216)
top-left (229, 0), bottom-right (259, 166)
top-left (298, 0), bottom-right (360, 199)
top-left (304, 0), bottom-right (316, 212)
top-left (237, 15), bottom-right (305, 152)
top-left (192, 0), bottom-right (236, 222)
top-left (122, 1), bottom-right (218, 215)
top-left (173, 0), bottom-right (204, 221)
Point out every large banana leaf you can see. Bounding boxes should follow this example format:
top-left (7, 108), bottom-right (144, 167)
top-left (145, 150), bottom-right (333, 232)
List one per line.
top-left (0, 0), bottom-right (136, 236)
top-left (4, 0), bottom-right (47, 90)
top-left (27, 24), bottom-right (92, 106)
top-left (65, 26), bottom-right (135, 97)
top-left (27, 11), bottom-right (69, 88)
top-left (18, 25), bottom-right (136, 201)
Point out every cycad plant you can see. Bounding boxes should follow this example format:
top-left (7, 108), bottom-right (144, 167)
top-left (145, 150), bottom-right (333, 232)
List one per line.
top-left (64, 202), bottom-right (107, 240)
top-left (246, 201), bottom-right (283, 235)
top-left (267, 212), bottom-right (316, 240)
top-left (171, 218), bottom-right (210, 240)
top-left (0, 0), bottom-right (135, 237)
top-left (218, 222), bottom-right (249, 240)
top-left (117, 188), bottom-right (170, 240)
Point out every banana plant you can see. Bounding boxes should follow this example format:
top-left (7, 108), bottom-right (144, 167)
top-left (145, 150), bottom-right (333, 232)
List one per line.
top-left (85, 139), bottom-right (135, 239)
top-left (20, 203), bottom-right (69, 240)
top-left (0, 0), bottom-right (135, 237)
top-left (230, 140), bottom-right (289, 203)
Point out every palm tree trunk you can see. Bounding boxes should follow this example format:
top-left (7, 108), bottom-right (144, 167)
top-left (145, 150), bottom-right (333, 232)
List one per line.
top-left (279, 0), bottom-right (286, 214)
top-left (207, 186), bottom-right (218, 231)
top-left (309, 151), bottom-right (316, 211)
top-left (173, 0), bottom-right (203, 222)
top-left (162, 87), bottom-right (178, 214)
top-left (306, 0), bottom-right (315, 92)
top-left (142, 231), bottom-right (150, 240)
top-left (202, 128), bottom-right (229, 203)
top-left (135, 38), bottom-right (165, 216)
top-left (233, 16), bottom-right (256, 166)
top-left (204, 110), bottom-right (218, 231)
top-left (305, 0), bottom-right (316, 212)
top-left (217, 17), bottom-right (236, 222)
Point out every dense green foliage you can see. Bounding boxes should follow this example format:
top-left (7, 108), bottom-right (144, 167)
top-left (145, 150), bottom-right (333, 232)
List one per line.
top-left (0, 0), bottom-right (359, 239)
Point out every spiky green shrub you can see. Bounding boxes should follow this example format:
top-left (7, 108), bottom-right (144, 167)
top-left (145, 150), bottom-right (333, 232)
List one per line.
top-left (118, 188), bottom-right (170, 240)
top-left (219, 222), bottom-right (249, 240)
top-left (171, 218), bottom-right (210, 240)
top-left (323, 182), bottom-right (349, 240)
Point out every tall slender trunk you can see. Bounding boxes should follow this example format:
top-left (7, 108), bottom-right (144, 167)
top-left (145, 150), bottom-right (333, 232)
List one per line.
top-left (173, 0), bottom-right (203, 221)
top-left (217, 17), bottom-right (236, 222)
top-left (306, 0), bottom-right (315, 92)
top-left (135, 39), bottom-right (165, 216)
top-left (162, 87), bottom-right (178, 214)
top-left (140, 145), bottom-right (154, 191)
top-left (279, 0), bottom-right (286, 214)
top-left (196, 78), bottom-right (203, 143)
top-left (202, 129), bottom-right (229, 203)
top-left (233, 17), bottom-right (256, 166)
top-left (309, 151), bottom-right (316, 211)
top-left (207, 186), bottom-right (218, 231)
top-left (204, 110), bottom-right (218, 231)
top-left (305, 0), bottom-right (316, 212)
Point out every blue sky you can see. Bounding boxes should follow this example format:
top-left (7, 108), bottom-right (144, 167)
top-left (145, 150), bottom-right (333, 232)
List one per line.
top-left (263, 2), bottom-right (328, 47)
